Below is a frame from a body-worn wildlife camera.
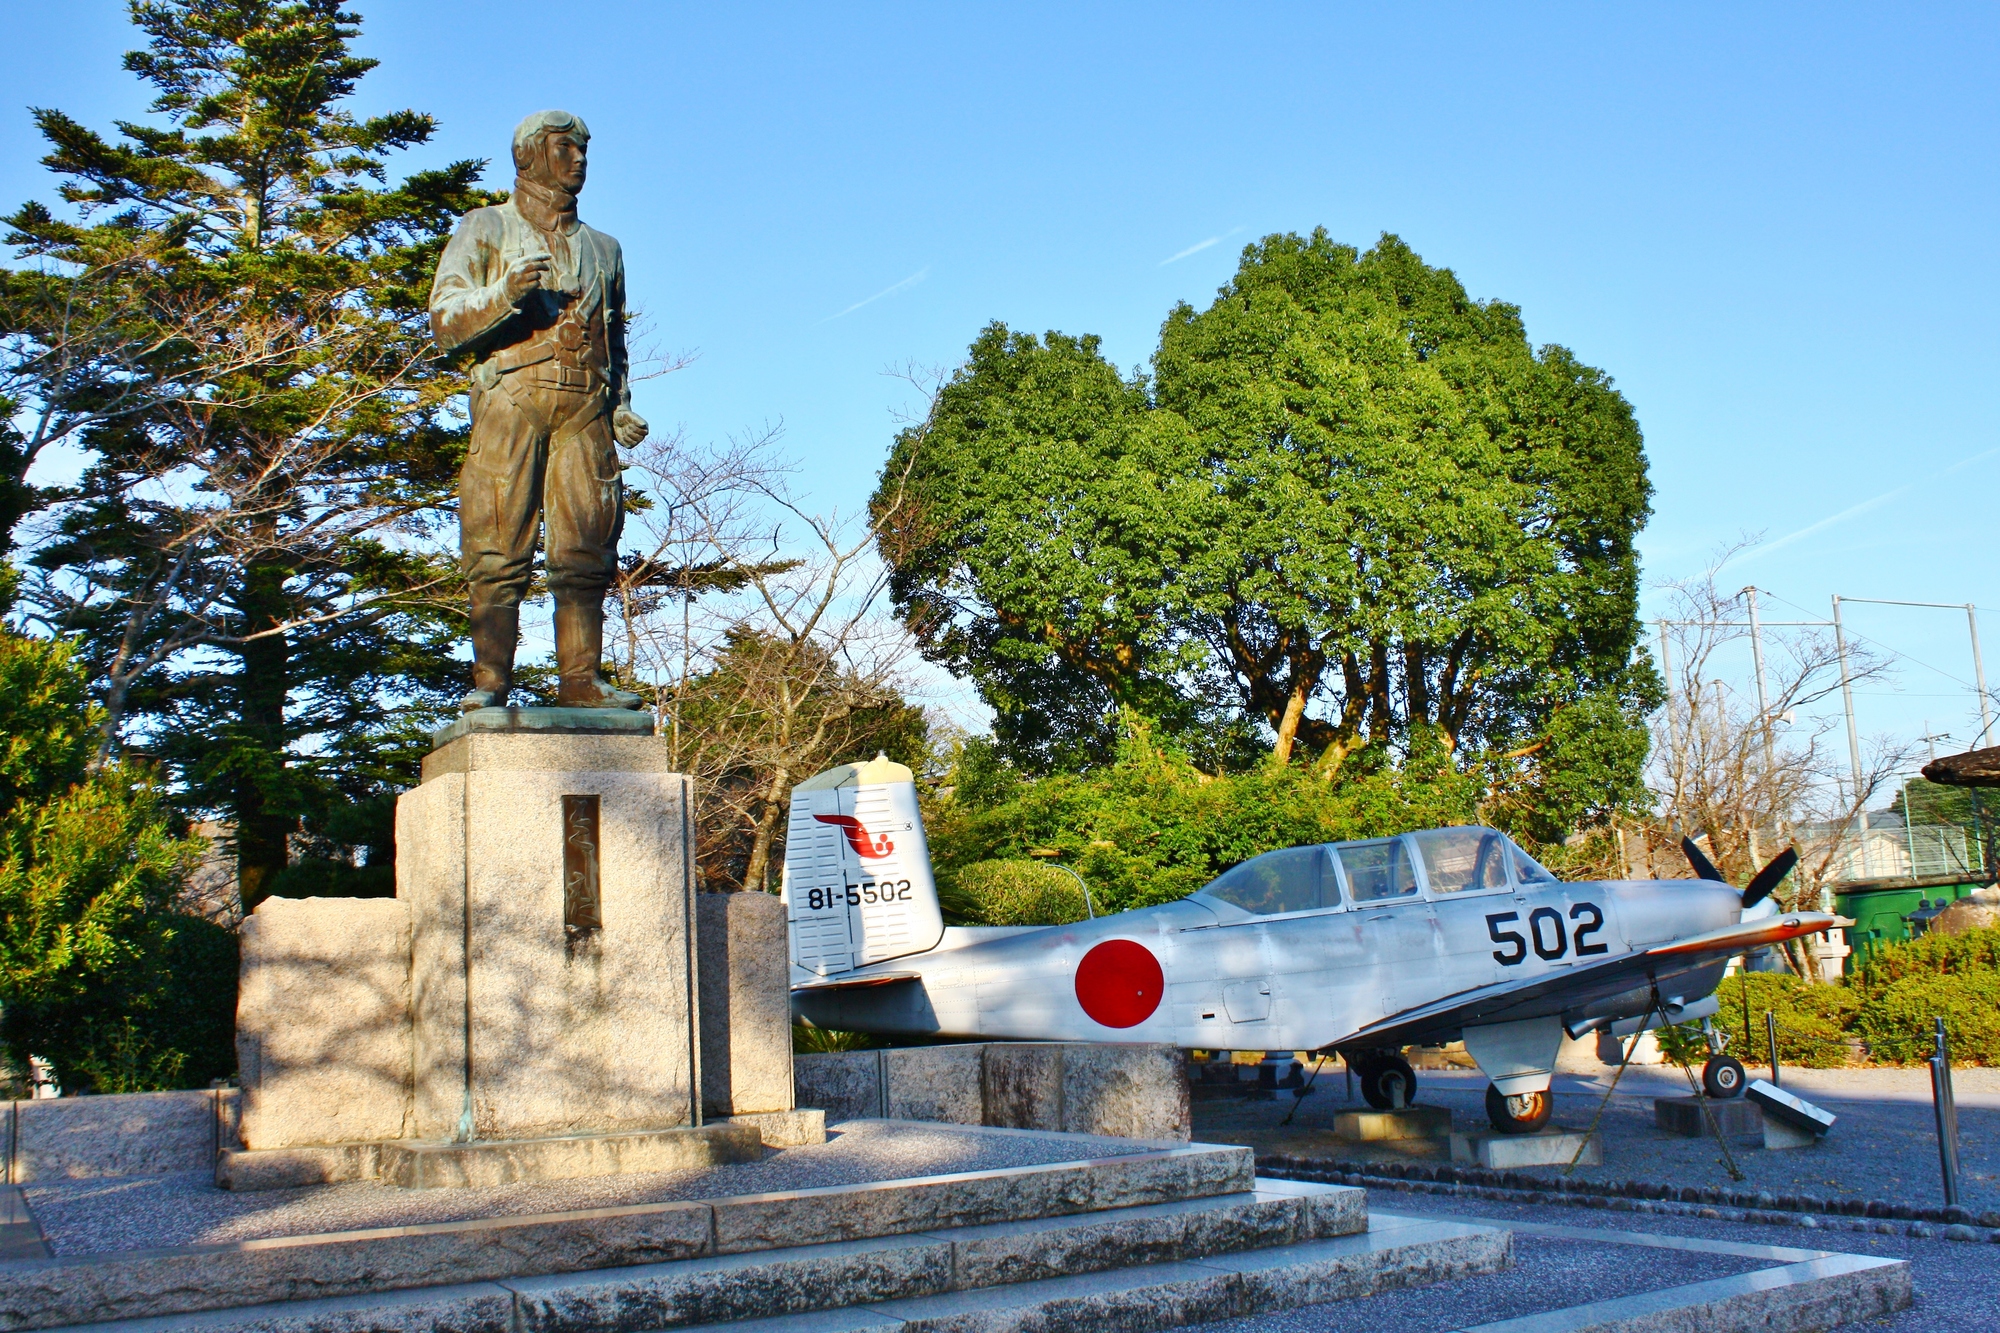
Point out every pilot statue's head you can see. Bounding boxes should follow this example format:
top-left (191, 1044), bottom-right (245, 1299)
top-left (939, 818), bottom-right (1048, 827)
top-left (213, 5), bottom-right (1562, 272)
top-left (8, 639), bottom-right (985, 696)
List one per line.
top-left (512, 110), bottom-right (590, 195)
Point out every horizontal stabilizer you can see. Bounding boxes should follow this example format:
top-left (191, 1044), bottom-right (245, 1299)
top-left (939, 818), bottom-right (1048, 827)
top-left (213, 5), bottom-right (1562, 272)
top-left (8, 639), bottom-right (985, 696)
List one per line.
top-left (791, 971), bottom-right (922, 993)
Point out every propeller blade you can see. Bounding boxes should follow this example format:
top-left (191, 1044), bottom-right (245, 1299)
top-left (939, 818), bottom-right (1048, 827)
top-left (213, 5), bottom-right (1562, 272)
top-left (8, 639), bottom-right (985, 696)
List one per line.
top-left (1741, 847), bottom-right (1798, 910)
top-left (1681, 837), bottom-right (1726, 882)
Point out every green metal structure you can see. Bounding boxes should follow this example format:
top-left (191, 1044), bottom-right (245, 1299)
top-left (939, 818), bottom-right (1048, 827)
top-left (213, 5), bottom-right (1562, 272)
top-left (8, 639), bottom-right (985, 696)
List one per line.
top-left (1836, 875), bottom-right (1992, 972)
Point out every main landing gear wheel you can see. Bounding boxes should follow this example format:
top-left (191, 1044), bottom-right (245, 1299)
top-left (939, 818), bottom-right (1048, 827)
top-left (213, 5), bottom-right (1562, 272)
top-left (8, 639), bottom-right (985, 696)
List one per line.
top-left (1356, 1054), bottom-right (1417, 1110)
top-left (1485, 1084), bottom-right (1552, 1134)
top-left (1702, 1054), bottom-right (1747, 1099)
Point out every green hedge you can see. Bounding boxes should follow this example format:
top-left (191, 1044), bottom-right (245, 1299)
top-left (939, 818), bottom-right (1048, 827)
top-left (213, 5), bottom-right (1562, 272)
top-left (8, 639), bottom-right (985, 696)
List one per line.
top-left (1853, 925), bottom-right (2000, 1065)
top-left (3, 912), bottom-right (238, 1092)
top-left (1857, 927), bottom-right (2000, 987)
top-left (1650, 927), bottom-right (2000, 1069)
top-left (1852, 972), bottom-right (2000, 1064)
top-left (1713, 972), bottom-right (1863, 1069)
top-left (1656, 972), bottom-right (1859, 1069)
top-left (949, 859), bottom-right (1091, 927)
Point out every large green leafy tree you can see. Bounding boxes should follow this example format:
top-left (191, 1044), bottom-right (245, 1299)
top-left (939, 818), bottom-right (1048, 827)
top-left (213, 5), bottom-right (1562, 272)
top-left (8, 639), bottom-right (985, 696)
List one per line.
top-left (0, 600), bottom-right (226, 1092)
top-left (875, 232), bottom-right (1657, 833)
top-left (4, 1), bottom-right (489, 908)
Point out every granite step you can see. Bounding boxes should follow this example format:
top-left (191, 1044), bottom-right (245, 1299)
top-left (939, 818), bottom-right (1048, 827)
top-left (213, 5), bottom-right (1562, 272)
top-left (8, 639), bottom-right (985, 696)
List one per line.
top-left (39, 1185), bottom-right (1516, 1333)
top-left (7, 1143), bottom-right (1258, 1331)
top-left (701, 1213), bottom-right (1509, 1333)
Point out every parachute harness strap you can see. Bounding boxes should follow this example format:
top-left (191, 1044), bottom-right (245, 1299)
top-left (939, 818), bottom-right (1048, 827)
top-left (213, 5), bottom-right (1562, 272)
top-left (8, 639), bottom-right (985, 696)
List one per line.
top-left (1279, 1048), bottom-right (1331, 1128)
top-left (1564, 990), bottom-right (1661, 1177)
top-left (1664, 999), bottom-right (1748, 1183)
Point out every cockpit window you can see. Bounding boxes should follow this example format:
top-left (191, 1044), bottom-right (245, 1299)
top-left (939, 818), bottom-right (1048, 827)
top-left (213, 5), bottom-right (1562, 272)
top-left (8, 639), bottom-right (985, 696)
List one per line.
top-left (1411, 827), bottom-right (1510, 895)
top-left (1334, 838), bottom-right (1419, 902)
top-left (1511, 844), bottom-right (1559, 884)
top-left (1202, 846), bottom-right (1336, 915)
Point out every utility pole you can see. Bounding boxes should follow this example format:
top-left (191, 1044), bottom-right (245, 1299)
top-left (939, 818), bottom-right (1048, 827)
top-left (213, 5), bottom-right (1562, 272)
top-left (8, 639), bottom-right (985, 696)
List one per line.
top-left (1657, 620), bottom-right (1674, 715)
top-left (1832, 595), bottom-right (1864, 805)
top-left (1970, 604), bottom-right (1993, 749)
top-left (1744, 587), bottom-right (1774, 771)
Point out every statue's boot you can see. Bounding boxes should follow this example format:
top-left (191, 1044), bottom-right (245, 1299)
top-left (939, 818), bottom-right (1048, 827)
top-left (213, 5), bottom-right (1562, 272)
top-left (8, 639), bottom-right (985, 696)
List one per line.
top-left (460, 603), bottom-right (519, 712)
top-left (554, 597), bottom-right (643, 709)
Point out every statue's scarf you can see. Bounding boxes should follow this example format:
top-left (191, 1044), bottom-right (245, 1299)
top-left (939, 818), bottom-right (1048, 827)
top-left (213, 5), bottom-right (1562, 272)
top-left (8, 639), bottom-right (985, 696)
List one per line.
top-left (513, 175), bottom-right (578, 233)
top-left (512, 175), bottom-right (581, 289)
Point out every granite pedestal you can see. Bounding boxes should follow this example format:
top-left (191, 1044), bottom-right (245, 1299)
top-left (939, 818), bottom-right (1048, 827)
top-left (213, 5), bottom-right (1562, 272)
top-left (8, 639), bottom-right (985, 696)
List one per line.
top-left (234, 897), bottom-right (414, 1151)
top-left (225, 711), bottom-right (718, 1190)
top-left (1450, 1127), bottom-right (1602, 1169)
top-left (1334, 1105), bottom-right (1453, 1142)
top-left (401, 724), bottom-right (701, 1143)
top-left (1654, 1095), bottom-right (1764, 1138)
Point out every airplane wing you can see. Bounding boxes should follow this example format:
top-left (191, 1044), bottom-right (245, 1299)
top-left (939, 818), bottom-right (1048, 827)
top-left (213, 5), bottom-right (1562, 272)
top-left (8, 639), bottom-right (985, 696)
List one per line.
top-left (1328, 910), bottom-right (1846, 1051)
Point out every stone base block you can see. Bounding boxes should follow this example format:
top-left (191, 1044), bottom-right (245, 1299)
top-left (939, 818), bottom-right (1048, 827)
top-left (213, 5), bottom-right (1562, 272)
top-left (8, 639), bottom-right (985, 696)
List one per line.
top-left (1333, 1105), bottom-right (1453, 1142)
top-left (723, 1109), bottom-right (827, 1147)
top-left (380, 1124), bottom-right (762, 1190)
top-left (1655, 1095), bottom-right (1764, 1138)
top-left (216, 1142), bottom-right (385, 1192)
top-left (1763, 1117), bottom-right (1820, 1150)
top-left (235, 896), bottom-right (413, 1150)
top-left (12, 1087), bottom-right (235, 1181)
top-left (698, 892), bottom-right (796, 1118)
top-left (1450, 1128), bottom-right (1601, 1170)
top-left (795, 1043), bottom-right (1190, 1141)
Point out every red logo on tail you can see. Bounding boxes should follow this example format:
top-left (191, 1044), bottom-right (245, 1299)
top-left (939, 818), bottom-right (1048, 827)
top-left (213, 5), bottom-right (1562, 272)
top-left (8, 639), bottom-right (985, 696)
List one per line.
top-left (814, 814), bottom-right (895, 859)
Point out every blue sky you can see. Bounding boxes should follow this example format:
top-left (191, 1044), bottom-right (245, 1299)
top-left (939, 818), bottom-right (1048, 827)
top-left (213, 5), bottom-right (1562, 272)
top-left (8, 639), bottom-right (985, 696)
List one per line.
top-left (5, 2), bottom-right (1996, 765)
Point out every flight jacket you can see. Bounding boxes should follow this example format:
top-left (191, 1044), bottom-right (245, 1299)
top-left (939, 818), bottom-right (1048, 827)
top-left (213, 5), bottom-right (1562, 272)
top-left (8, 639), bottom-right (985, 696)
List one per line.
top-left (428, 198), bottom-right (634, 411)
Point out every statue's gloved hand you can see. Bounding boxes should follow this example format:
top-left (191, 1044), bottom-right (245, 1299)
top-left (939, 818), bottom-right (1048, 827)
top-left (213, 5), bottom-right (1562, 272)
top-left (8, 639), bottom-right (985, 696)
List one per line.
top-left (612, 407), bottom-right (649, 447)
top-left (503, 252), bottom-right (551, 301)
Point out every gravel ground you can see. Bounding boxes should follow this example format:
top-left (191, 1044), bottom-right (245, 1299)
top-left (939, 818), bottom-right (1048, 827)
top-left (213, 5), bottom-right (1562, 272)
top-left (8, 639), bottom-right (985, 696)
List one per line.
top-left (1196, 1187), bottom-right (1996, 1333)
top-left (22, 1120), bottom-right (1120, 1257)
top-left (1193, 1229), bottom-right (1770, 1332)
top-left (1196, 1066), bottom-right (2000, 1215)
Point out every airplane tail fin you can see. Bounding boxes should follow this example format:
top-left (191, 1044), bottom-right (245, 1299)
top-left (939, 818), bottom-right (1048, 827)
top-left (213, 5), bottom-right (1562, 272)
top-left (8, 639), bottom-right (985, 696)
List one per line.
top-left (783, 753), bottom-right (944, 978)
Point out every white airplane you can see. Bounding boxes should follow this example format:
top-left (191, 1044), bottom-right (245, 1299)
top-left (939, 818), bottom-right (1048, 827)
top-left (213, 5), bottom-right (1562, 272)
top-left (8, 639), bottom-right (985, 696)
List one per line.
top-left (783, 755), bottom-right (1840, 1132)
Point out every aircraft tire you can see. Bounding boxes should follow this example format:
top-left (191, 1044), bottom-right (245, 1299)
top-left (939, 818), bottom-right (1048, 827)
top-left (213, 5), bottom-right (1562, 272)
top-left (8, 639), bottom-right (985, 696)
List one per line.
top-left (1357, 1054), bottom-right (1417, 1110)
top-left (1702, 1055), bottom-right (1747, 1099)
top-left (1484, 1083), bottom-right (1552, 1134)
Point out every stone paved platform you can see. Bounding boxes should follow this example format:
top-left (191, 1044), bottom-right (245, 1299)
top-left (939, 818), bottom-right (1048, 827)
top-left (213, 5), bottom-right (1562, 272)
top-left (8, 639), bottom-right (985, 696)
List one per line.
top-left (3, 1128), bottom-right (1265, 1329)
top-left (23, 1122), bottom-right (1161, 1257)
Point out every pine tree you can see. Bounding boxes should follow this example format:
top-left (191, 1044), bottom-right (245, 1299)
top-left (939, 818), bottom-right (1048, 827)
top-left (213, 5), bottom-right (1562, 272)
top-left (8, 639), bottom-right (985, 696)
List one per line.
top-left (4, 1), bottom-right (491, 908)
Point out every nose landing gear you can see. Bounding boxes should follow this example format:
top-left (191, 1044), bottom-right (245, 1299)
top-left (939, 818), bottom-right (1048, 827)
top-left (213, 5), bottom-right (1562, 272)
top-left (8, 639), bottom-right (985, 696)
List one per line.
top-left (1698, 1016), bottom-right (1747, 1099)
top-left (1484, 1084), bottom-right (1552, 1134)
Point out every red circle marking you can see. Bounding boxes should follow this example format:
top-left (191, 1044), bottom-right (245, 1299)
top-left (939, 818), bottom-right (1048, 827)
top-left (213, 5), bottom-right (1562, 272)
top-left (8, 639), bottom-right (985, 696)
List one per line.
top-left (1074, 939), bottom-right (1164, 1028)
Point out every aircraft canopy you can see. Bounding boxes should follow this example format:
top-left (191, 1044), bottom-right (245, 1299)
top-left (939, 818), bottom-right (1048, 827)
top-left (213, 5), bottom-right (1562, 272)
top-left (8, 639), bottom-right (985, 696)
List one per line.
top-left (1194, 827), bottom-right (1558, 917)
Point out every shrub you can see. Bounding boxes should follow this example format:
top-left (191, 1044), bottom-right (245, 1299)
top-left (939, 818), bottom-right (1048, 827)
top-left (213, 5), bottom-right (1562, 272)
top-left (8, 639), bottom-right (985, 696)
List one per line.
top-left (952, 859), bottom-right (1091, 926)
top-left (1712, 971), bottom-right (1864, 1069)
top-left (0, 629), bottom-right (214, 1090)
top-left (926, 715), bottom-right (1483, 914)
top-left (4, 912), bottom-right (239, 1093)
top-left (1650, 972), bottom-right (1860, 1070)
top-left (793, 1024), bottom-right (876, 1054)
top-left (1857, 925), bottom-right (2000, 988)
top-left (1841, 924), bottom-right (2000, 1066)
top-left (1852, 972), bottom-right (2000, 1065)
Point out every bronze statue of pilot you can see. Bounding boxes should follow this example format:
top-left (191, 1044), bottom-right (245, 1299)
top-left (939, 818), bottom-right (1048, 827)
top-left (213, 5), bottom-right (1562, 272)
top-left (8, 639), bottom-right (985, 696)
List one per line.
top-left (429, 110), bottom-right (648, 711)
